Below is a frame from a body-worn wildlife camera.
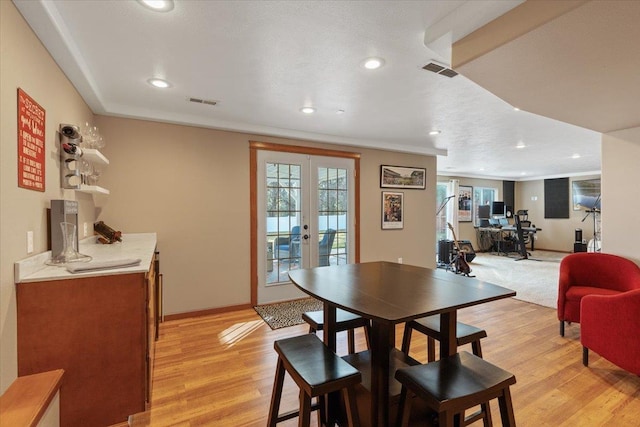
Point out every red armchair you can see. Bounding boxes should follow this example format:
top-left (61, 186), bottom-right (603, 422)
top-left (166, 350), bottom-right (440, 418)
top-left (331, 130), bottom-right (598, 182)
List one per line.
top-left (581, 288), bottom-right (640, 375)
top-left (557, 252), bottom-right (640, 336)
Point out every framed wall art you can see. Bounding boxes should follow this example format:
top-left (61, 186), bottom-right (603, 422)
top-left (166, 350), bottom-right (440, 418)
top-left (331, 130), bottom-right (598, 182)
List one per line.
top-left (458, 185), bottom-right (473, 222)
top-left (572, 178), bottom-right (601, 211)
top-left (382, 191), bottom-right (404, 229)
top-left (380, 165), bottom-right (425, 189)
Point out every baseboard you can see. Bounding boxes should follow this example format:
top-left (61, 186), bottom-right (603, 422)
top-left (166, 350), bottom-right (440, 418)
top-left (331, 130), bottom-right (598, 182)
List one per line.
top-left (164, 303), bottom-right (253, 321)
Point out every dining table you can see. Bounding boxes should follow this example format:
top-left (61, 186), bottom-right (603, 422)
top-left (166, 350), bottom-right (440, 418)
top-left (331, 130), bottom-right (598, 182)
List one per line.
top-left (288, 261), bottom-right (516, 427)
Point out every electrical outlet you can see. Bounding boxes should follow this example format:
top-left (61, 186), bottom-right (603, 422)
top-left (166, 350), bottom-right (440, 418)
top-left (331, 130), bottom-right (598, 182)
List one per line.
top-left (398, 257), bottom-right (403, 264)
top-left (27, 231), bottom-right (34, 254)
top-left (83, 222), bottom-right (88, 237)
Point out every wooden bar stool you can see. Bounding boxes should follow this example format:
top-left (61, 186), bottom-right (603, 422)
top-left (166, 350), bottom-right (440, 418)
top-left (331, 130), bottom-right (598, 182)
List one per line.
top-left (303, 309), bottom-right (371, 354)
top-left (401, 315), bottom-right (487, 362)
top-left (268, 334), bottom-right (361, 427)
top-left (395, 351), bottom-right (517, 427)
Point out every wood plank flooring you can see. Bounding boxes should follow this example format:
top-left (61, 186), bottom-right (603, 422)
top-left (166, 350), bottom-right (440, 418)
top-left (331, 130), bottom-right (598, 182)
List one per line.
top-left (127, 298), bottom-right (640, 426)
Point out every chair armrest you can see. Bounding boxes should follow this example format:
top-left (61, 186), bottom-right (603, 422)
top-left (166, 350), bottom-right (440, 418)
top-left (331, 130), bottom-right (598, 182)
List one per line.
top-left (581, 289), bottom-right (640, 374)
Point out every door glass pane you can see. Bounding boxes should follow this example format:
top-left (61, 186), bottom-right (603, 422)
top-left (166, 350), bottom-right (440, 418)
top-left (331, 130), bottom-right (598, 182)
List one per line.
top-left (436, 183), bottom-right (449, 246)
top-left (318, 167), bottom-right (348, 266)
top-left (266, 162), bottom-right (301, 284)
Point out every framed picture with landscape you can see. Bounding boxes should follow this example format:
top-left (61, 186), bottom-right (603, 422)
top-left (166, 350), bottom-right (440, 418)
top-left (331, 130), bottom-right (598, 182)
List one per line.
top-left (380, 165), bottom-right (426, 189)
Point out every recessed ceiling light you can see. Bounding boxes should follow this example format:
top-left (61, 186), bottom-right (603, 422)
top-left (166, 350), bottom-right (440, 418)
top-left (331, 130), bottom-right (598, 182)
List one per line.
top-left (336, 109), bottom-right (345, 114)
top-left (516, 143), bottom-right (526, 149)
top-left (363, 57), bottom-right (385, 70)
top-left (300, 107), bottom-right (316, 114)
top-left (147, 78), bottom-right (171, 88)
top-left (572, 153), bottom-right (581, 159)
top-left (514, 107), bottom-right (520, 111)
top-left (138, 0), bottom-right (174, 12)
top-left (429, 130), bottom-right (441, 136)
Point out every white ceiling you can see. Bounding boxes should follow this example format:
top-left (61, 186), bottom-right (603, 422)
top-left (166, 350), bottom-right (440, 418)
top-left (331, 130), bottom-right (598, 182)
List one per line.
top-left (14, 0), bottom-right (604, 181)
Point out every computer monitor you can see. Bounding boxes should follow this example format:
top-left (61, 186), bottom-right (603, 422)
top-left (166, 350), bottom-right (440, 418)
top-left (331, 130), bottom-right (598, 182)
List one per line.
top-left (491, 201), bottom-right (505, 217)
top-left (478, 205), bottom-right (491, 219)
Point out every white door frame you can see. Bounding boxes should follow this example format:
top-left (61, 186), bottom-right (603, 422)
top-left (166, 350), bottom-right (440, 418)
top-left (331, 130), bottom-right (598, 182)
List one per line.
top-left (256, 151), bottom-right (355, 304)
top-left (249, 142), bottom-right (361, 306)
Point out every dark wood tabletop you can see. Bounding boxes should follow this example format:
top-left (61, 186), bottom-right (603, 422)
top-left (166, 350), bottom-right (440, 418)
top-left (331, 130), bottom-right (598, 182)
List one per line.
top-left (290, 261), bottom-right (515, 323)
top-left (289, 261), bottom-right (516, 427)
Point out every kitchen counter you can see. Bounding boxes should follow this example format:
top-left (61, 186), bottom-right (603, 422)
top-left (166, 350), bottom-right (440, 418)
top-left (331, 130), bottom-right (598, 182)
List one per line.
top-left (15, 233), bottom-right (157, 283)
top-left (16, 232), bottom-right (160, 426)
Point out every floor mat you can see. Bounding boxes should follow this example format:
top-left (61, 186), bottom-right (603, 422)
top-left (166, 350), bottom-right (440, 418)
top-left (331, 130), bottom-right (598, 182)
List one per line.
top-left (254, 297), bottom-right (323, 329)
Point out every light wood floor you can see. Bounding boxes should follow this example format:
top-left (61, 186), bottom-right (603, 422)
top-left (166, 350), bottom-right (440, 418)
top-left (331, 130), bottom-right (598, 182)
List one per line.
top-left (127, 298), bottom-right (640, 427)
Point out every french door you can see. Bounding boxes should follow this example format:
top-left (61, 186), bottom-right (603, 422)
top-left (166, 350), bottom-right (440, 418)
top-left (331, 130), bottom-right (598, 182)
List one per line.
top-left (256, 150), bottom-right (355, 304)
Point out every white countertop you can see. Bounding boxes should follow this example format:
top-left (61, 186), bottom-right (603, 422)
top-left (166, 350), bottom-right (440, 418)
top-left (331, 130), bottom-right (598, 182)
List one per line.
top-left (15, 233), bottom-right (157, 283)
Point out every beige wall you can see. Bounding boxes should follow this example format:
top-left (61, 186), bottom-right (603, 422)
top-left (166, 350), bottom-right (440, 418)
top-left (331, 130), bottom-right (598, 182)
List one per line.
top-left (96, 116), bottom-right (437, 315)
top-left (602, 127), bottom-right (640, 263)
top-left (0, 1), bottom-right (96, 391)
top-left (515, 175), bottom-right (601, 252)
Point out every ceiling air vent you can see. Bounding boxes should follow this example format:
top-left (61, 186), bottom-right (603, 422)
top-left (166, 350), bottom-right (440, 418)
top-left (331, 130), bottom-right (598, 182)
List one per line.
top-left (422, 61), bottom-right (458, 78)
top-left (188, 97), bottom-right (218, 106)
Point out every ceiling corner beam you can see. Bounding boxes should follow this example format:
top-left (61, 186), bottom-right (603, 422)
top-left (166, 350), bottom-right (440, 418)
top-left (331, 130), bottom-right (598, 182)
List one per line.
top-left (452, 0), bottom-right (588, 70)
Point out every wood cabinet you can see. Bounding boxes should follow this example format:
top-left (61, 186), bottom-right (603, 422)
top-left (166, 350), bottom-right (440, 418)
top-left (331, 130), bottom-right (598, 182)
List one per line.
top-left (17, 257), bottom-right (157, 426)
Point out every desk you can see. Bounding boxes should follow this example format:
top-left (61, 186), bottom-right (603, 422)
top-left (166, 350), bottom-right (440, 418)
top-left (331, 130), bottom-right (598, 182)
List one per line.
top-left (289, 262), bottom-right (515, 426)
top-left (477, 226), bottom-right (541, 252)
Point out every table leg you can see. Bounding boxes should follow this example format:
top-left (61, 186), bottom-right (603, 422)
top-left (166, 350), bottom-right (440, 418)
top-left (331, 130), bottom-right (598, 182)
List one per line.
top-left (323, 303), bottom-right (339, 425)
top-left (370, 320), bottom-right (394, 427)
top-left (439, 311), bottom-right (458, 358)
top-left (531, 233), bottom-right (535, 251)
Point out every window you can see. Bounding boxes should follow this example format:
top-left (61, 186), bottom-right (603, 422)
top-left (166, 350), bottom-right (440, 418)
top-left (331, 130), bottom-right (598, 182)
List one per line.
top-left (473, 187), bottom-right (498, 225)
top-left (436, 182), bottom-right (452, 247)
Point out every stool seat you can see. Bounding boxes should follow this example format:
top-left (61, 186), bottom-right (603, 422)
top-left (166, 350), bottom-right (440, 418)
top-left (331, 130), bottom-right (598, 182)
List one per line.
top-left (268, 334), bottom-right (361, 426)
top-left (303, 309), bottom-right (371, 354)
top-left (402, 316), bottom-right (487, 362)
top-left (395, 351), bottom-right (516, 427)
top-left (274, 334), bottom-right (361, 396)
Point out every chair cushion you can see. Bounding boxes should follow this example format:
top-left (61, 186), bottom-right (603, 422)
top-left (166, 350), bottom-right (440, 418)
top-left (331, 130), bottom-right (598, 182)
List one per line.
top-left (565, 286), bottom-right (621, 302)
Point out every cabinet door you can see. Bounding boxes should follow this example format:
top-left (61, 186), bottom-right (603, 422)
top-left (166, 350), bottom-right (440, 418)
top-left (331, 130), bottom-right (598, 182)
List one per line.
top-left (17, 273), bottom-right (147, 426)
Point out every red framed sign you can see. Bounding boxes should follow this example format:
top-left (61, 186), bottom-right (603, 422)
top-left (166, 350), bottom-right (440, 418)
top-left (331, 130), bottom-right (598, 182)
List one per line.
top-left (17, 88), bottom-right (46, 191)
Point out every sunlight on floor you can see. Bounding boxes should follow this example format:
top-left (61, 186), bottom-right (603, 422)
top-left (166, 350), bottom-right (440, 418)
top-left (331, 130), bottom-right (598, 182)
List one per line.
top-left (218, 320), bottom-right (264, 348)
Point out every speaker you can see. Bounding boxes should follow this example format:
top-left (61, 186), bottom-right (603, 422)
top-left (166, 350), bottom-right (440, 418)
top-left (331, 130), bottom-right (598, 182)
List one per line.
top-left (574, 242), bottom-right (587, 253)
top-left (438, 239), bottom-right (454, 264)
top-left (456, 240), bottom-right (476, 262)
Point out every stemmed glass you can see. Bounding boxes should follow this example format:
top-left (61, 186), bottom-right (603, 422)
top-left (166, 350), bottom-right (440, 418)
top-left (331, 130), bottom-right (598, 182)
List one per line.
top-left (80, 123), bottom-right (105, 150)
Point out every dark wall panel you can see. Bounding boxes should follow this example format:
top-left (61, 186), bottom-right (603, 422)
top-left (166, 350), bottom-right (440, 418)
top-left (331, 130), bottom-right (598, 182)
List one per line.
top-left (503, 180), bottom-right (515, 217)
top-left (544, 178), bottom-right (570, 218)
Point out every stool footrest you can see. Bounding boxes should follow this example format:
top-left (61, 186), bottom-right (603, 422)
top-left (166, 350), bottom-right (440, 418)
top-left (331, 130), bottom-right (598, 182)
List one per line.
top-left (274, 402), bottom-right (321, 423)
top-left (464, 408), bottom-right (485, 425)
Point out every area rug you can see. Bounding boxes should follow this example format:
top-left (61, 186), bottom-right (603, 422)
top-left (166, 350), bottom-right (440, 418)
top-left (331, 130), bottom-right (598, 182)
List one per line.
top-left (254, 297), bottom-right (323, 329)
top-left (467, 250), bottom-right (566, 309)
